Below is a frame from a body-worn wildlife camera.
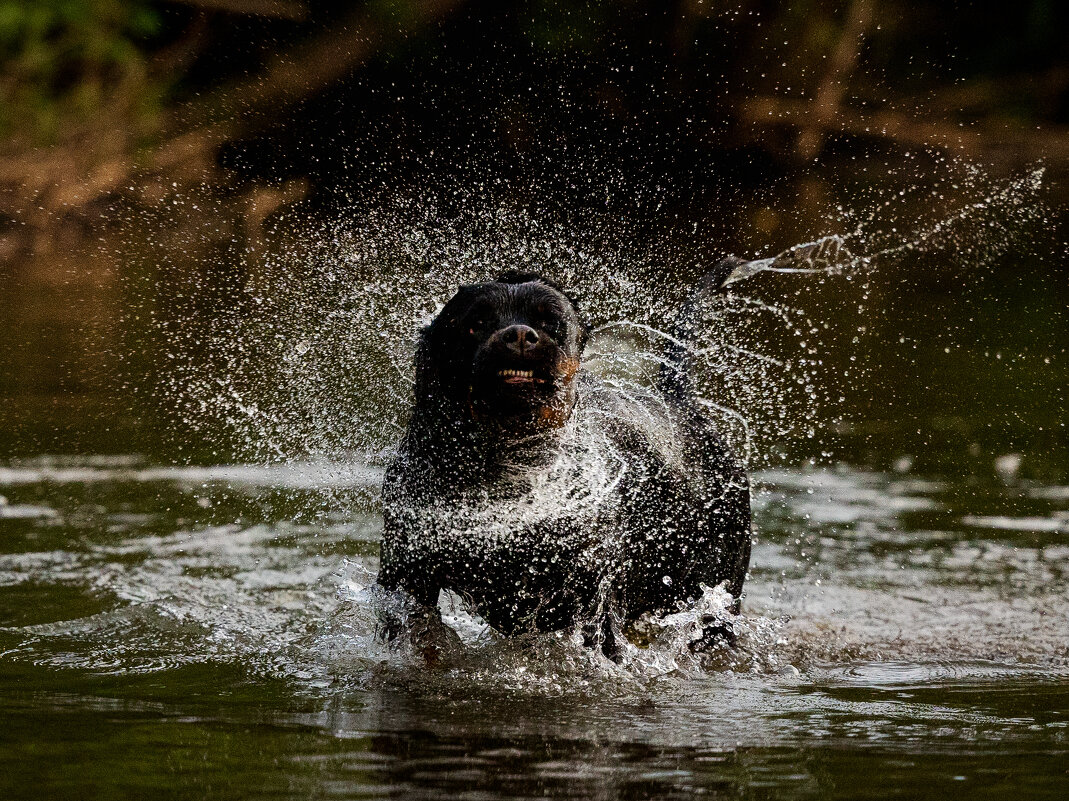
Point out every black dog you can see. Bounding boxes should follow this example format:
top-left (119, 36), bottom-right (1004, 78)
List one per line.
top-left (377, 264), bottom-right (751, 653)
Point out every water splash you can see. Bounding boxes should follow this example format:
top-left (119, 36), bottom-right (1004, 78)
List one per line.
top-left (121, 163), bottom-right (1052, 675)
top-left (2, 454), bottom-right (1066, 700)
top-left (721, 234), bottom-right (849, 287)
top-left (149, 164), bottom-right (1047, 473)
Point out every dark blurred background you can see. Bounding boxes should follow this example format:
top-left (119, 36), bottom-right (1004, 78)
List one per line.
top-left (0, 0), bottom-right (1066, 470)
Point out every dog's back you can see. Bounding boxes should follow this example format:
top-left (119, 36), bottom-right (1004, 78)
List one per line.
top-left (606, 382), bottom-right (751, 618)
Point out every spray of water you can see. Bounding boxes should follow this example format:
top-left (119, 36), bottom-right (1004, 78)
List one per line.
top-left (135, 163), bottom-right (1048, 683)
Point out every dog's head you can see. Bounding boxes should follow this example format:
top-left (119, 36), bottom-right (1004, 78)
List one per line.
top-left (414, 272), bottom-right (586, 432)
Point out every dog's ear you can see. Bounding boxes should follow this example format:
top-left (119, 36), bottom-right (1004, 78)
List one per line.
top-left (412, 326), bottom-right (439, 400)
top-left (412, 283), bottom-right (486, 398)
top-left (560, 293), bottom-right (589, 355)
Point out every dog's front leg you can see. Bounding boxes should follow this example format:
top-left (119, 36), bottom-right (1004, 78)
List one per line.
top-left (581, 613), bottom-right (625, 662)
top-left (375, 561), bottom-right (438, 639)
top-left (376, 540), bottom-right (463, 662)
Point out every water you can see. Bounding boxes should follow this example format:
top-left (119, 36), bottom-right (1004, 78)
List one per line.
top-left (1, 164), bottom-right (1067, 798)
top-left (1, 457), bottom-right (1066, 798)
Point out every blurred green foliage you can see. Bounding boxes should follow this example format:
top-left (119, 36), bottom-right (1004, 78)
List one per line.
top-left (522, 0), bottom-right (615, 52)
top-left (0, 0), bottom-right (1066, 153)
top-left (0, 0), bottom-right (160, 144)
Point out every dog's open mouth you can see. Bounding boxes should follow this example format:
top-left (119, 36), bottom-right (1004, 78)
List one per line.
top-left (497, 369), bottom-right (546, 385)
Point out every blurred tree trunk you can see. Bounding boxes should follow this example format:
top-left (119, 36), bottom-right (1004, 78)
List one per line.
top-left (793, 0), bottom-right (876, 162)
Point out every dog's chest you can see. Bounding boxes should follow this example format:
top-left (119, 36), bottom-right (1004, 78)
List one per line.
top-left (412, 459), bottom-right (619, 559)
top-left (394, 447), bottom-right (627, 630)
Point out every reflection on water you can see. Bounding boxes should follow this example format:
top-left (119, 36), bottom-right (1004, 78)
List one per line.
top-left (1, 458), bottom-right (1066, 798)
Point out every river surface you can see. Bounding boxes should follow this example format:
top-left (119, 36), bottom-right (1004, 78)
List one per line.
top-left (1, 451), bottom-right (1066, 799)
top-left (1, 169), bottom-right (1067, 799)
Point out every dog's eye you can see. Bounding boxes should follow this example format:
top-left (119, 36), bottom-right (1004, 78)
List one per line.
top-left (467, 318), bottom-right (492, 336)
top-left (540, 319), bottom-right (566, 342)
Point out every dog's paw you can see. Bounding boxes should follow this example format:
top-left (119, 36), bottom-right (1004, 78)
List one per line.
top-left (581, 616), bottom-right (625, 663)
top-left (689, 614), bottom-right (737, 652)
top-left (407, 606), bottom-right (464, 665)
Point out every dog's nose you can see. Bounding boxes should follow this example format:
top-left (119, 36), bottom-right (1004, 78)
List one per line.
top-left (500, 324), bottom-right (540, 354)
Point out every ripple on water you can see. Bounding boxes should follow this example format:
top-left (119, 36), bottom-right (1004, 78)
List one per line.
top-left (1, 456), bottom-right (1067, 696)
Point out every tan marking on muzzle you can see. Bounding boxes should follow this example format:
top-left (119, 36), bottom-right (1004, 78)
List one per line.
top-left (556, 357), bottom-right (580, 384)
top-left (536, 357), bottom-right (581, 428)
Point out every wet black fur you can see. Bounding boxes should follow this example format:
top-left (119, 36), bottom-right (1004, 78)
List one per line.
top-left (377, 264), bottom-right (751, 651)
